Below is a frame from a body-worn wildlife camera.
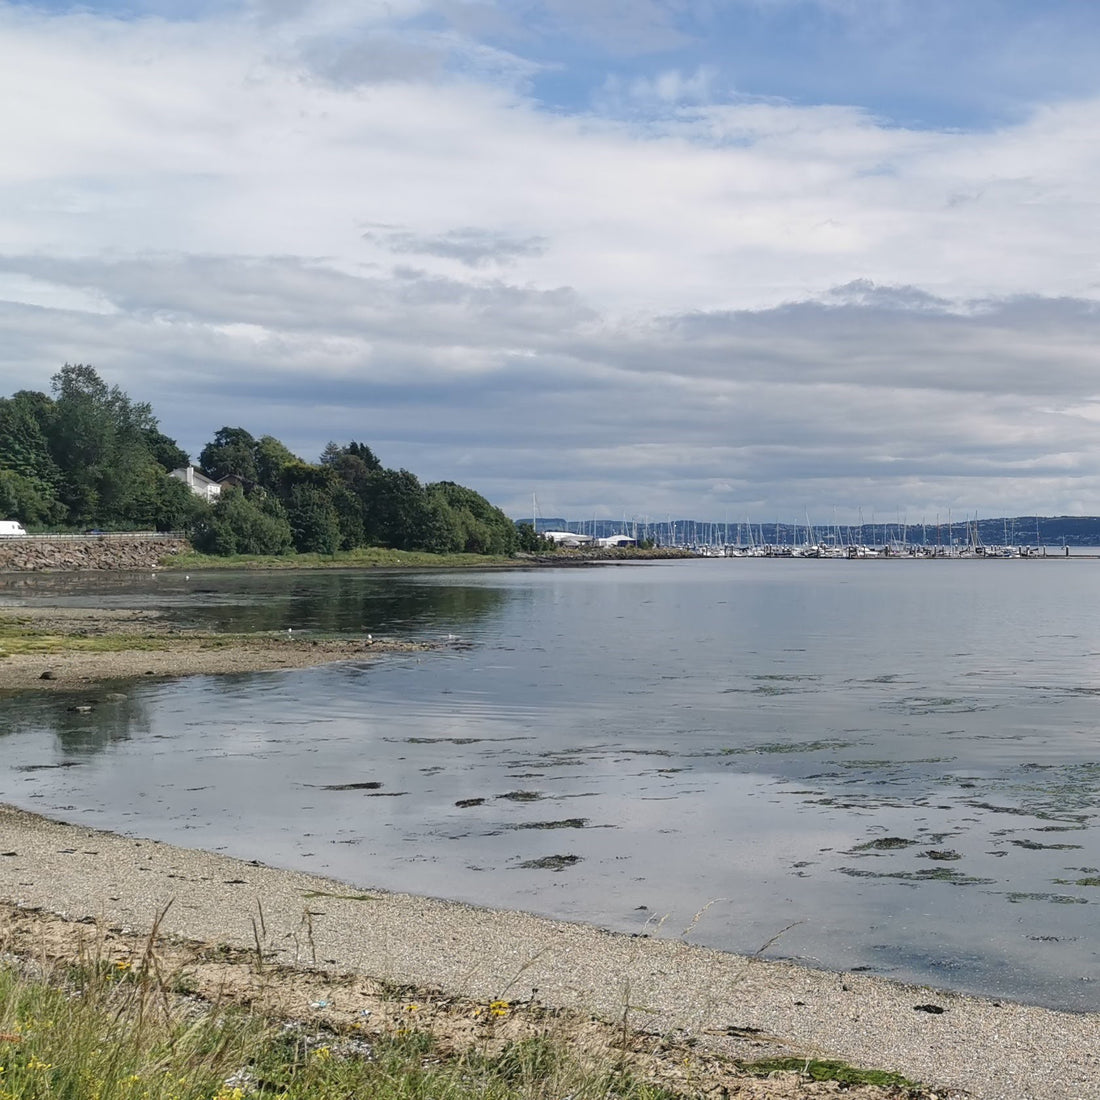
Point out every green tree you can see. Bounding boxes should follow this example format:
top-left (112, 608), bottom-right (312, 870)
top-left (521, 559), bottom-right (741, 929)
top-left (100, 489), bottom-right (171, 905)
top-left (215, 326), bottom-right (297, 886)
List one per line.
top-left (321, 440), bottom-right (382, 472)
top-left (516, 522), bottom-right (554, 552)
top-left (199, 427), bottom-right (260, 483)
top-left (367, 468), bottom-right (428, 550)
top-left (0, 469), bottom-right (60, 526)
top-left (143, 428), bottom-right (189, 472)
top-left (150, 474), bottom-right (208, 533)
top-left (285, 483), bottom-right (342, 554)
top-left (254, 435), bottom-right (299, 492)
top-left (48, 364), bottom-right (166, 526)
top-left (192, 486), bottom-right (292, 555)
top-left (426, 481), bottom-right (518, 555)
top-left (0, 391), bottom-right (62, 522)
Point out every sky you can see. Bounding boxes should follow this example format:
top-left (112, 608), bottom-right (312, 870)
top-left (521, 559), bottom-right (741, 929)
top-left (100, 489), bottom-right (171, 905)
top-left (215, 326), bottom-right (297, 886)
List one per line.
top-left (3, 0), bottom-right (1100, 525)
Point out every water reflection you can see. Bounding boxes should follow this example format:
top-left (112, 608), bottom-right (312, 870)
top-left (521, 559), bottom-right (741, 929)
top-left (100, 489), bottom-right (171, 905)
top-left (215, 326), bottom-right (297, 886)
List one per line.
top-left (1, 689), bottom-right (152, 755)
top-left (1, 569), bottom-right (512, 638)
top-left (5, 561), bottom-right (1100, 1010)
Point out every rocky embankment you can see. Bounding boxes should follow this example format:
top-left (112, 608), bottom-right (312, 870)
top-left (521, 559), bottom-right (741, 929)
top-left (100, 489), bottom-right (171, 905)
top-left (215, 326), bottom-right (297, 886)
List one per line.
top-left (0, 535), bottom-right (188, 572)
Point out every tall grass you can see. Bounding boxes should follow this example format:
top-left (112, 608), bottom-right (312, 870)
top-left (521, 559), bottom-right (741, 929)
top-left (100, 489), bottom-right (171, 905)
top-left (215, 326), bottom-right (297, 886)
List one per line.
top-left (0, 955), bottom-right (685, 1100)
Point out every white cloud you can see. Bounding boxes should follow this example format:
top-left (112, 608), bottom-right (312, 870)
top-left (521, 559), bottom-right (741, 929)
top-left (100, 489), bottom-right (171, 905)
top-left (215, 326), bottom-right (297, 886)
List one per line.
top-left (2, 1), bottom-right (1100, 522)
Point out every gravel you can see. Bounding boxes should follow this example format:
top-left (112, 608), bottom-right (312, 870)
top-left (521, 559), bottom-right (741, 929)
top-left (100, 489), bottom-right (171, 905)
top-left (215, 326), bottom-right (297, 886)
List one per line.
top-left (1, 803), bottom-right (1097, 1099)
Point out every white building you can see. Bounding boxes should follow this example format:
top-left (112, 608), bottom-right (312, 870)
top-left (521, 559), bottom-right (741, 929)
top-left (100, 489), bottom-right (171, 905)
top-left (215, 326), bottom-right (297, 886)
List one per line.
top-left (170, 466), bottom-right (222, 501)
top-left (542, 530), bottom-right (595, 547)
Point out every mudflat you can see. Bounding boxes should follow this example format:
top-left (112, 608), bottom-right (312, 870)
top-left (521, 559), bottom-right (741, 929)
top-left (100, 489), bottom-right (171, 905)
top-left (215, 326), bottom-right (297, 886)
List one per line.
top-left (0, 604), bottom-right (431, 692)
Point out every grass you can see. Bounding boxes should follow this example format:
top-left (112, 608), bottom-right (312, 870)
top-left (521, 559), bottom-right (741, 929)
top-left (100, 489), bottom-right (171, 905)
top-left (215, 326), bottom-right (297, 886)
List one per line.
top-left (0, 617), bottom-right (274, 659)
top-left (741, 1057), bottom-right (922, 1089)
top-left (0, 624), bottom-right (177, 658)
top-left (0, 911), bottom-right (938, 1100)
top-left (162, 547), bottom-right (520, 571)
top-left (0, 957), bottom-right (683, 1100)
top-left (160, 545), bottom-right (693, 572)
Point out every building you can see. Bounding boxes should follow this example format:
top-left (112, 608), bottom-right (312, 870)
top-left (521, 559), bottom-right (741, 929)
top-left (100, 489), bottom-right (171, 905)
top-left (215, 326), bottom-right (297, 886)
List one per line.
top-left (542, 530), bottom-right (595, 547)
top-left (170, 466), bottom-right (222, 502)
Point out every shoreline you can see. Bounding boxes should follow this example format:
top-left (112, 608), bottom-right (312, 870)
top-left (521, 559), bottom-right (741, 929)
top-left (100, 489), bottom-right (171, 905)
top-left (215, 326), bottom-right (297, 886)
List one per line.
top-left (3, 587), bottom-right (1100, 1097)
top-left (0, 803), bottom-right (1097, 1100)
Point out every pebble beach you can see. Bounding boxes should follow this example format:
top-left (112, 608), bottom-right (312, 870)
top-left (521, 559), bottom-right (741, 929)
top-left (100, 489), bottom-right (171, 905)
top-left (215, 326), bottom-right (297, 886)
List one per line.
top-left (1, 803), bottom-right (1098, 1099)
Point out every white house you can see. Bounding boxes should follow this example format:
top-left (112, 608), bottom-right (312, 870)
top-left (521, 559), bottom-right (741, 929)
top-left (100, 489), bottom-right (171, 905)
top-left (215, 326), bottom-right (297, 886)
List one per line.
top-left (597, 534), bottom-right (637, 548)
top-left (170, 466), bottom-right (222, 501)
top-left (542, 530), bottom-right (595, 547)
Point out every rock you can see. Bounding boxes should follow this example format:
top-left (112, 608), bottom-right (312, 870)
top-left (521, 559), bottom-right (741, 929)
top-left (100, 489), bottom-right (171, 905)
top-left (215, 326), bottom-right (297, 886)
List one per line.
top-left (0, 536), bottom-right (190, 573)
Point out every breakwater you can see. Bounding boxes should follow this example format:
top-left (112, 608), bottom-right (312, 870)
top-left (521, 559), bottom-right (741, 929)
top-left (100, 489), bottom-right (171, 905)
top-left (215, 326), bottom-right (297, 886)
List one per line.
top-left (0, 535), bottom-right (188, 572)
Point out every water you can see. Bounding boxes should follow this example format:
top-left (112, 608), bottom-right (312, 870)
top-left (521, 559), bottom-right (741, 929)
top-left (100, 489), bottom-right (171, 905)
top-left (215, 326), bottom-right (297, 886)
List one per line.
top-left (4, 559), bottom-right (1100, 1011)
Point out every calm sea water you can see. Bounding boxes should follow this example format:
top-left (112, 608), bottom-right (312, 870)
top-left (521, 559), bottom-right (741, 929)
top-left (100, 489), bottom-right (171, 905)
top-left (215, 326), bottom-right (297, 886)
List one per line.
top-left (4, 559), bottom-right (1100, 1010)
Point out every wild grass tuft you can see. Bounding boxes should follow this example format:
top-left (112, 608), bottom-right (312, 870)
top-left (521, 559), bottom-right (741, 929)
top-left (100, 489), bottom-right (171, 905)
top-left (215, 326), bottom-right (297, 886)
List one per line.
top-left (0, 950), bottom-right (694, 1100)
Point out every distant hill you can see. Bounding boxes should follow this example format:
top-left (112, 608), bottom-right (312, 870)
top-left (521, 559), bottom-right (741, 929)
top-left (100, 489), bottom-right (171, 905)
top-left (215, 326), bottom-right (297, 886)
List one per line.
top-left (520, 515), bottom-right (1100, 547)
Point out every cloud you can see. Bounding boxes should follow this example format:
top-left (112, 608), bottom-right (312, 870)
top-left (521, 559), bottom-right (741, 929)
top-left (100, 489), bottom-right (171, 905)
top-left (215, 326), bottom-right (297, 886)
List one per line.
top-left (3, 243), bottom-right (1100, 522)
top-left (366, 226), bottom-right (547, 266)
top-left (3, 0), bottom-right (1100, 523)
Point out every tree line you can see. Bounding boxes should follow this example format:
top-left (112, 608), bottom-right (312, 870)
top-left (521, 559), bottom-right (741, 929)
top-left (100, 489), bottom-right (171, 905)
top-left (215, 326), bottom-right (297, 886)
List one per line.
top-left (0, 365), bottom-right (541, 557)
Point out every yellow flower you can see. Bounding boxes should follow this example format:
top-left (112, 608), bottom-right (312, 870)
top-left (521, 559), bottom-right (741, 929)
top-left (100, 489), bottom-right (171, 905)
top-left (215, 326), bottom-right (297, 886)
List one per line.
top-left (310, 1045), bottom-right (332, 1062)
top-left (489, 999), bottom-right (509, 1018)
top-left (211, 1088), bottom-right (245, 1100)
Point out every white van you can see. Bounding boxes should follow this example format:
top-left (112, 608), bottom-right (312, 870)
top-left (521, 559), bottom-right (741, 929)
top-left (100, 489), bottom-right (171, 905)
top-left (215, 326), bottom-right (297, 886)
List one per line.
top-left (0, 520), bottom-right (28, 537)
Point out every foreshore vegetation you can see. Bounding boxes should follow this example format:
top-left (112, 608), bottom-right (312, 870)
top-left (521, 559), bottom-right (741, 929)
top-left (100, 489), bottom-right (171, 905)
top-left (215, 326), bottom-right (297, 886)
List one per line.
top-left (0, 904), bottom-right (931, 1100)
top-left (0, 365), bottom-right (542, 560)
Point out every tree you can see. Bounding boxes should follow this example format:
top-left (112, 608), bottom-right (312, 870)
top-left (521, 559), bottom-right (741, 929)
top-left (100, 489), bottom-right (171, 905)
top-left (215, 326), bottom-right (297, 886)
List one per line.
top-left (48, 364), bottom-right (164, 526)
top-left (254, 435), bottom-right (298, 492)
top-left (366, 468), bottom-right (428, 549)
top-left (0, 391), bottom-right (62, 522)
top-left (0, 469), bottom-right (61, 526)
top-left (191, 486), bottom-right (292, 555)
top-left (199, 427), bottom-right (259, 484)
top-left (143, 428), bottom-right (189, 472)
top-left (285, 483), bottom-right (342, 554)
top-left (516, 523), bottom-right (554, 552)
top-left (150, 474), bottom-right (208, 533)
top-left (426, 481), bottom-right (518, 555)
top-left (321, 440), bottom-right (382, 472)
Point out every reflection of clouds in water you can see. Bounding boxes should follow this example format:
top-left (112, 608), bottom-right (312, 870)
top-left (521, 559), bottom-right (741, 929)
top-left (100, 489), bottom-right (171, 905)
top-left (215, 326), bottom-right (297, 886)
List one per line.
top-left (5, 563), bottom-right (1100, 1008)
